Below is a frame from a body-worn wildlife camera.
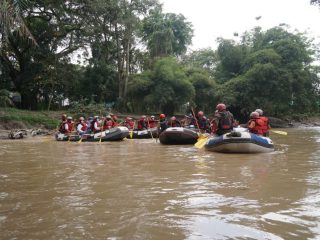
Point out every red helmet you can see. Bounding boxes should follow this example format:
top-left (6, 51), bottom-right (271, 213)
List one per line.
top-left (250, 111), bottom-right (259, 119)
top-left (197, 111), bottom-right (204, 117)
top-left (216, 103), bottom-right (226, 112)
top-left (159, 114), bottom-right (166, 119)
top-left (171, 116), bottom-right (176, 121)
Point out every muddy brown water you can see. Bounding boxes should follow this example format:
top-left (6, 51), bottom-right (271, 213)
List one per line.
top-left (1, 128), bottom-right (320, 240)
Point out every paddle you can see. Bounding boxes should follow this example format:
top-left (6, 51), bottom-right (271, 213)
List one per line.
top-left (195, 136), bottom-right (209, 149)
top-left (270, 130), bottom-right (287, 135)
top-left (129, 121), bottom-right (135, 139)
top-left (147, 118), bottom-right (154, 140)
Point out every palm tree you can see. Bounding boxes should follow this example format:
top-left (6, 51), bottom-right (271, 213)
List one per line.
top-left (0, 0), bottom-right (37, 45)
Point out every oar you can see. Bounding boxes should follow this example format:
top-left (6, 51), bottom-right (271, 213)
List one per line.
top-left (195, 136), bottom-right (209, 149)
top-left (99, 128), bottom-right (104, 143)
top-left (78, 134), bottom-right (84, 143)
top-left (147, 118), bottom-right (154, 140)
top-left (130, 121), bottom-right (135, 139)
top-left (271, 130), bottom-right (287, 135)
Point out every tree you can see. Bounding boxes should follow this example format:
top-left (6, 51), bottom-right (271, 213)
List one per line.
top-left (0, 0), bottom-right (36, 44)
top-left (141, 6), bottom-right (193, 58)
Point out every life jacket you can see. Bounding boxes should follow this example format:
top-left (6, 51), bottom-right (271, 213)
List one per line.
top-left (91, 120), bottom-right (100, 133)
top-left (218, 111), bottom-right (233, 130)
top-left (66, 121), bottom-right (74, 133)
top-left (59, 120), bottom-right (67, 133)
top-left (111, 121), bottom-right (118, 128)
top-left (198, 116), bottom-right (208, 130)
top-left (78, 122), bottom-right (87, 132)
top-left (148, 119), bottom-right (157, 128)
top-left (159, 119), bottom-right (168, 132)
top-left (137, 119), bottom-right (147, 130)
top-left (124, 120), bottom-right (134, 129)
top-left (259, 116), bottom-right (270, 135)
top-left (249, 118), bottom-right (264, 135)
top-left (103, 120), bottom-right (113, 130)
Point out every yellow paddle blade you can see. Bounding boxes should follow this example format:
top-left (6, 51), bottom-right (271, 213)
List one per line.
top-left (129, 130), bottom-right (133, 139)
top-left (77, 137), bottom-right (83, 143)
top-left (271, 130), bottom-right (287, 135)
top-left (195, 137), bottom-right (208, 149)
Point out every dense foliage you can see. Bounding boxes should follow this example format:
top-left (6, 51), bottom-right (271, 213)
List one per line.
top-left (0, 0), bottom-right (319, 118)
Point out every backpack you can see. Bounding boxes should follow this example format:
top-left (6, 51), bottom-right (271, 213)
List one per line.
top-left (218, 111), bottom-right (233, 130)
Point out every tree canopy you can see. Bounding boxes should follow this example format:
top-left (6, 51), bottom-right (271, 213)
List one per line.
top-left (0, 1), bottom-right (319, 119)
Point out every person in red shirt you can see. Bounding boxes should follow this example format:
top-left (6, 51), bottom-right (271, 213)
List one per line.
top-left (147, 115), bottom-right (157, 128)
top-left (137, 115), bottom-right (147, 130)
top-left (103, 115), bottom-right (113, 130)
top-left (123, 117), bottom-right (135, 130)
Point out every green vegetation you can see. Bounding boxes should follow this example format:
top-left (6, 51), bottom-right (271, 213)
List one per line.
top-left (0, 0), bottom-right (319, 120)
top-left (0, 108), bottom-right (59, 128)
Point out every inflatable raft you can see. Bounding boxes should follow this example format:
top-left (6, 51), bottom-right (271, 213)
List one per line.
top-left (55, 126), bottom-right (129, 142)
top-left (205, 131), bottom-right (274, 153)
top-left (159, 127), bottom-right (199, 144)
top-left (129, 127), bottom-right (159, 139)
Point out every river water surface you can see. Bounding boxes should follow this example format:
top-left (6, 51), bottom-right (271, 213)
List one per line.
top-left (1, 128), bottom-right (320, 239)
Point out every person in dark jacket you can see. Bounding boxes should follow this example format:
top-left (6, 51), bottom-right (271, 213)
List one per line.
top-left (210, 103), bottom-right (234, 135)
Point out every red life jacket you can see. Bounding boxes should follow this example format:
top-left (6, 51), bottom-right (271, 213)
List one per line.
top-left (59, 121), bottom-right (67, 133)
top-left (259, 116), bottom-right (270, 134)
top-left (249, 118), bottom-right (264, 135)
top-left (66, 121), bottom-right (74, 133)
top-left (79, 123), bottom-right (87, 132)
top-left (148, 119), bottom-right (157, 128)
top-left (124, 120), bottom-right (134, 129)
top-left (103, 120), bottom-right (113, 130)
top-left (91, 120), bottom-right (100, 132)
top-left (137, 119), bottom-right (147, 130)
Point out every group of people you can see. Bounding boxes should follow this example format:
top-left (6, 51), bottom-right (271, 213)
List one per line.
top-left (58, 103), bottom-right (270, 137)
top-left (58, 114), bottom-right (119, 135)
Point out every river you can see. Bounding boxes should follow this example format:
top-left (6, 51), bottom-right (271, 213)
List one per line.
top-left (1, 128), bottom-right (320, 239)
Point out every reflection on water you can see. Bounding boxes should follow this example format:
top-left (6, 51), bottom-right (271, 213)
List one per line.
top-left (0, 128), bottom-right (320, 239)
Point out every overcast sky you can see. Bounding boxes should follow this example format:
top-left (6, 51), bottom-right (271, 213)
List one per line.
top-left (160, 0), bottom-right (320, 50)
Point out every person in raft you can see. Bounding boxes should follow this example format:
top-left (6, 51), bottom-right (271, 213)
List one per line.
top-left (77, 117), bottom-right (87, 135)
top-left (159, 114), bottom-right (168, 133)
top-left (197, 111), bottom-right (210, 133)
top-left (137, 115), bottom-right (148, 130)
top-left (91, 116), bottom-right (102, 133)
top-left (255, 108), bottom-right (270, 136)
top-left (147, 115), bottom-right (157, 128)
top-left (168, 116), bottom-right (182, 127)
top-left (58, 114), bottom-right (68, 133)
top-left (210, 103), bottom-right (234, 136)
top-left (123, 117), bottom-right (135, 130)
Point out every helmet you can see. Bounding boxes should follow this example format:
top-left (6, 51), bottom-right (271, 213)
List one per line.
top-left (216, 103), bottom-right (226, 112)
top-left (198, 111), bottom-right (204, 117)
top-left (255, 109), bottom-right (263, 116)
top-left (94, 116), bottom-right (99, 119)
top-left (67, 116), bottom-right (72, 120)
top-left (171, 116), bottom-right (176, 121)
top-left (151, 115), bottom-right (155, 119)
top-left (62, 114), bottom-right (67, 120)
top-left (126, 117), bottom-right (132, 120)
top-left (250, 111), bottom-right (259, 119)
top-left (159, 114), bottom-right (166, 119)
top-left (106, 115), bottom-right (111, 119)
top-left (141, 115), bottom-right (146, 119)
top-left (79, 117), bottom-right (84, 121)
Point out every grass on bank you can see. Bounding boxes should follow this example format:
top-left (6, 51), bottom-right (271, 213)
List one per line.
top-left (0, 107), bottom-right (60, 129)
